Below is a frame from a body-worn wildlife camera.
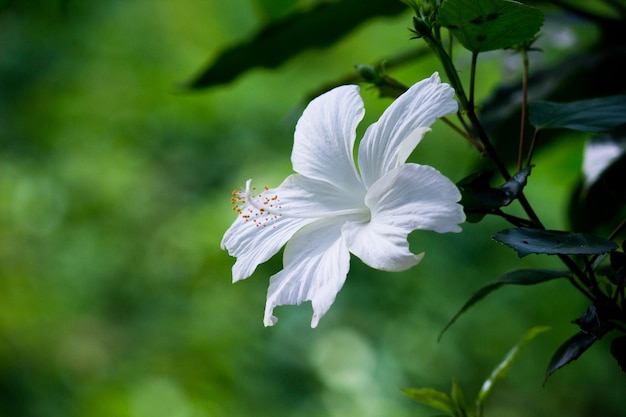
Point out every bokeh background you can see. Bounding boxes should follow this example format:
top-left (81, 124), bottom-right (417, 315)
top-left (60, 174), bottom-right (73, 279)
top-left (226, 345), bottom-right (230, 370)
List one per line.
top-left (1, 1), bottom-right (624, 416)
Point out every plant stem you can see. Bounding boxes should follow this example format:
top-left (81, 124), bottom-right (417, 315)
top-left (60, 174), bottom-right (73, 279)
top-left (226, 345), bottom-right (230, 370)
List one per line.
top-left (421, 28), bottom-right (593, 301)
top-left (441, 116), bottom-right (484, 152)
top-left (582, 255), bottom-right (599, 293)
top-left (589, 217), bottom-right (626, 269)
top-left (559, 254), bottom-right (595, 301)
top-left (525, 128), bottom-right (540, 168)
top-left (464, 80), bottom-right (593, 300)
top-left (427, 36), bottom-right (545, 227)
top-left (492, 209), bottom-right (535, 227)
top-left (469, 52), bottom-right (478, 111)
top-left (465, 110), bottom-right (511, 177)
top-left (608, 217), bottom-right (626, 241)
top-left (422, 35), bottom-right (469, 109)
top-left (518, 49), bottom-right (529, 172)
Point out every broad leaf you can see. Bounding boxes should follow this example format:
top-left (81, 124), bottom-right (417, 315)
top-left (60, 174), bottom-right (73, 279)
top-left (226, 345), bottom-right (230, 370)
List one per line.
top-left (477, 326), bottom-right (550, 406)
top-left (529, 95), bottom-right (626, 132)
top-left (439, 269), bottom-right (568, 340)
top-left (493, 228), bottom-right (618, 257)
top-left (438, 0), bottom-right (543, 53)
top-left (186, 0), bottom-right (407, 88)
top-left (458, 166), bottom-right (532, 220)
top-left (544, 331), bottom-right (598, 383)
top-left (402, 388), bottom-right (455, 414)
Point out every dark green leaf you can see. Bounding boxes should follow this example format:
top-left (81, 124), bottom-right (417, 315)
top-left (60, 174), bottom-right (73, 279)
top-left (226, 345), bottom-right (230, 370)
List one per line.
top-left (499, 165), bottom-right (533, 201)
top-left (457, 169), bottom-right (495, 222)
top-left (477, 326), bottom-right (550, 406)
top-left (437, 0), bottom-right (543, 53)
top-left (571, 304), bottom-right (614, 341)
top-left (439, 269), bottom-right (568, 340)
top-left (572, 305), bottom-right (602, 334)
top-left (493, 228), bottom-right (619, 257)
top-left (529, 95), bottom-right (626, 132)
top-left (610, 336), bottom-right (626, 374)
top-left (402, 388), bottom-right (455, 414)
top-left (458, 166), bottom-right (532, 219)
top-left (544, 331), bottom-right (597, 383)
top-left (186, 0), bottom-right (407, 89)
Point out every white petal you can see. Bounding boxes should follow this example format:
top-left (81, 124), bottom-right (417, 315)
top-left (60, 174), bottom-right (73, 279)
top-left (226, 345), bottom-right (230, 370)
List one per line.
top-left (368, 164), bottom-right (464, 232)
top-left (582, 136), bottom-right (626, 187)
top-left (221, 171), bottom-right (364, 283)
top-left (395, 127), bottom-right (432, 167)
top-left (344, 164), bottom-right (464, 271)
top-left (274, 174), bottom-right (366, 218)
top-left (343, 221), bottom-right (425, 271)
top-left (292, 85), bottom-right (364, 191)
top-left (221, 212), bottom-right (309, 283)
top-left (358, 73), bottom-right (458, 187)
top-left (264, 218), bottom-right (350, 328)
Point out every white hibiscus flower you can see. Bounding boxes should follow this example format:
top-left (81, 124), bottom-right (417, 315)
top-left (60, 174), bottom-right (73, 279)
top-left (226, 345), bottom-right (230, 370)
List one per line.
top-left (222, 72), bottom-right (465, 327)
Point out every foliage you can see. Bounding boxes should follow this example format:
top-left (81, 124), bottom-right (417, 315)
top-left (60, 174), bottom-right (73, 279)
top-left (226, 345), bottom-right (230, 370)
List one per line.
top-left (529, 95), bottom-right (626, 132)
top-left (213, 0), bottom-right (626, 395)
top-left (437, 0), bottom-right (544, 53)
top-left (404, 326), bottom-right (550, 417)
top-left (2, 0), bottom-right (626, 416)
top-left (187, 0), bottom-right (407, 88)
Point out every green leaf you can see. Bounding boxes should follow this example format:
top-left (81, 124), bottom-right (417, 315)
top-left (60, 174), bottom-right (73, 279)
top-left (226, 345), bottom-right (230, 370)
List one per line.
top-left (402, 388), bottom-right (455, 414)
top-left (450, 379), bottom-right (468, 417)
top-left (477, 326), bottom-right (550, 407)
top-left (458, 166), bottom-right (532, 220)
top-left (186, 0), bottom-right (407, 89)
top-left (493, 228), bottom-right (619, 258)
top-left (529, 95), bottom-right (626, 132)
top-left (438, 269), bottom-right (568, 340)
top-left (437, 0), bottom-right (543, 53)
top-left (544, 331), bottom-right (598, 384)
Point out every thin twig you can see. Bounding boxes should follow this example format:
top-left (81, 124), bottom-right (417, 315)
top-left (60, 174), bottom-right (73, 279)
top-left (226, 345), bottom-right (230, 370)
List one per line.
top-left (525, 128), bottom-right (540, 168)
top-left (582, 255), bottom-right (599, 293)
top-left (420, 27), bottom-right (594, 302)
top-left (518, 49), bottom-right (529, 172)
top-left (590, 217), bottom-right (626, 269)
top-left (492, 209), bottom-right (535, 227)
top-left (441, 115), bottom-right (484, 153)
top-left (608, 217), bottom-right (626, 241)
top-left (469, 52), bottom-right (478, 111)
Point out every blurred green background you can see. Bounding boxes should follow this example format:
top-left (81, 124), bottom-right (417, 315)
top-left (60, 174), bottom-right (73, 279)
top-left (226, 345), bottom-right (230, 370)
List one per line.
top-left (1, 1), bottom-right (624, 416)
